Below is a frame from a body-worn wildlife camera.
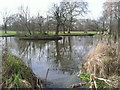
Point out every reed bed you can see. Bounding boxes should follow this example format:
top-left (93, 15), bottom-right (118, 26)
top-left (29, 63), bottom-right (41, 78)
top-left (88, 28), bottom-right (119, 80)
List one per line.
top-left (81, 41), bottom-right (119, 88)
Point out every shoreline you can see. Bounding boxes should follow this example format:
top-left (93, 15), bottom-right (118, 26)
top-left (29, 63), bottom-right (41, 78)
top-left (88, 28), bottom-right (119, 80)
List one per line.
top-left (0, 33), bottom-right (96, 37)
top-left (2, 53), bottom-right (44, 89)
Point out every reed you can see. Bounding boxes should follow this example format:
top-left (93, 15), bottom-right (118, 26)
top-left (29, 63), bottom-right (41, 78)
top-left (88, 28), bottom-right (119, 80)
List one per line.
top-left (81, 41), bottom-right (119, 88)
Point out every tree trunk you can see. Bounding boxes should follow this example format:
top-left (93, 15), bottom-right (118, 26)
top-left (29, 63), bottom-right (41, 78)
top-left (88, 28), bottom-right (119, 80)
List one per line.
top-left (56, 23), bottom-right (59, 35)
top-left (109, 15), bottom-right (112, 35)
top-left (117, 1), bottom-right (120, 58)
top-left (63, 24), bottom-right (65, 34)
top-left (4, 23), bottom-right (7, 34)
top-left (68, 28), bottom-right (70, 33)
top-left (25, 23), bottom-right (32, 35)
top-left (68, 19), bottom-right (72, 34)
top-left (117, 3), bottom-right (120, 40)
top-left (102, 21), bottom-right (105, 34)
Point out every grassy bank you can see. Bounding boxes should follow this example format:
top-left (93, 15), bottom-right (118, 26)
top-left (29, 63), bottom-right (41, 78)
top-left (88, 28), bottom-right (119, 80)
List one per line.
top-left (0, 30), bottom-right (97, 35)
top-left (48, 31), bottom-right (97, 35)
top-left (80, 41), bottom-right (119, 88)
top-left (2, 53), bottom-right (43, 88)
top-left (0, 30), bottom-right (17, 34)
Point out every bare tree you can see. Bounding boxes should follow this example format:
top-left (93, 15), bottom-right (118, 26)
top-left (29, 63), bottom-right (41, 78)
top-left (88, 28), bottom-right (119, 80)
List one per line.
top-left (1, 9), bottom-right (11, 33)
top-left (18, 6), bottom-right (32, 35)
top-left (103, 1), bottom-right (119, 35)
top-left (61, 1), bottom-right (88, 33)
top-left (46, 15), bottom-right (50, 33)
top-left (59, 2), bottom-right (69, 34)
top-left (49, 1), bottom-right (88, 35)
top-left (49, 4), bottom-right (63, 35)
top-left (36, 13), bottom-right (45, 33)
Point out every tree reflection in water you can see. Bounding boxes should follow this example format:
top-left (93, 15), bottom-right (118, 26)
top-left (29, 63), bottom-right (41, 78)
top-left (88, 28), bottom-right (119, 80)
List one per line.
top-left (12, 36), bottom-right (96, 74)
top-left (5, 36), bottom-right (96, 87)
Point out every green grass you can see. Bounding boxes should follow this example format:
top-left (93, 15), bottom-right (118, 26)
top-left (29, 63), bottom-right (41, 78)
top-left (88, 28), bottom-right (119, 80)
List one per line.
top-left (0, 30), bottom-right (97, 35)
top-left (2, 53), bottom-right (34, 88)
top-left (79, 73), bottom-right (109, 88)
top-left (48, 31), bottom-right (97, 35)
top-left (47, 31), bottom-right (56, 35)
top-left (0, 30), bottom-right (17, 34)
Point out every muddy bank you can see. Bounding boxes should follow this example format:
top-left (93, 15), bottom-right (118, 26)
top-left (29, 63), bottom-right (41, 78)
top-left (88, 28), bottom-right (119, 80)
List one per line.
top-left (0, 33), bottom-right (95, 38)
top-left (60, 33), bottom-right (95, 36)
top-left (2, 53), bottom-right (44, 89)
top-left (19, 35), bottom-right (62, 40)
top-left (0, 34), bottom-right (16, 37)
top-left (1, 34), bottom-right (62, 40)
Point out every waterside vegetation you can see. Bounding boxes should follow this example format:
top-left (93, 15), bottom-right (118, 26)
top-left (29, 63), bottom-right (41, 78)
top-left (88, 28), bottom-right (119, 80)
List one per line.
top-left (79, 40), bottom-right (119, 88)
top-left (2, 53), bottom-right (43, 88)
top-left (0, 0), bottom-right (120, 89)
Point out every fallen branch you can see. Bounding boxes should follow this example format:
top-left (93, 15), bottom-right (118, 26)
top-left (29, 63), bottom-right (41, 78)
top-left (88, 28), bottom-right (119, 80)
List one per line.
top-left (45, 68), bottom-right (49, 83)
top-left (95, 77), bottom-right (113, 87)
top-left (68, 83), bottom-right (86, 88)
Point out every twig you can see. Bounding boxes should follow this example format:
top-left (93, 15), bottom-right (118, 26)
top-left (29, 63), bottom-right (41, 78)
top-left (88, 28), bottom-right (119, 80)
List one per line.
top-left (45, 68), bottom-right (49, 83)
top-left (95, 77), bottom-right (112, 86)
top-left (95, 77), bottom-right (111, 82)
top-left (89, 74), bottom-right (97, 88)
top-left (68, 83), bottom-right (86, 88)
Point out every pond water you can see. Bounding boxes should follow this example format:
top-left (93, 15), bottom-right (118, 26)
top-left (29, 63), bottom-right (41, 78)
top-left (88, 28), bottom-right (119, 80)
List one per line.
top-left (1, 36), bottom-right (97, 88)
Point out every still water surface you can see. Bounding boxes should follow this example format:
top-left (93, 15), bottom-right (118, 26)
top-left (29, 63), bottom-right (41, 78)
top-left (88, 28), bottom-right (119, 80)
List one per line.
top-left (2, 36), bottom-right (96, 88)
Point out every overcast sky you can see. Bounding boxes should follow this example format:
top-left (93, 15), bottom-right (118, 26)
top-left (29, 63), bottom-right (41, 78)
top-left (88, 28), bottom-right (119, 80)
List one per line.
top-left (0, 0), bottom-right (105, 25)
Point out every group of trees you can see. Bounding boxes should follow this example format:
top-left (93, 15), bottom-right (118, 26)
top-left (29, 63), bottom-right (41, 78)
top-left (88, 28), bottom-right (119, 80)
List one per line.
top-left (1, 6), bottom-right (46, 35)
top-left (1, 1), bottom-right (100, 35)
top-left (98, 1), bottom-right (120, 40)
top-left (49, 1), bottom-right (88, 34)
top-left (1, 1), bottom-right (119, 36)
top-left (98, 1), bottom-right (120, 62)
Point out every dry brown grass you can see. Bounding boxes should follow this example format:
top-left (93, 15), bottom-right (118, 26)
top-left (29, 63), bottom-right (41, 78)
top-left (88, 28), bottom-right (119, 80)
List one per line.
top-left (81, 41), bottom-right (119, 88)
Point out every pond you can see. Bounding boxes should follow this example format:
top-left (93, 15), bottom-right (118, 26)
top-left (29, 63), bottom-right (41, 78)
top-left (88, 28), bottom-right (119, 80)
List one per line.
top-left (1, 36), bottom-right (97, 88)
